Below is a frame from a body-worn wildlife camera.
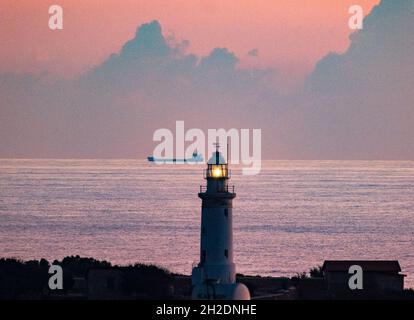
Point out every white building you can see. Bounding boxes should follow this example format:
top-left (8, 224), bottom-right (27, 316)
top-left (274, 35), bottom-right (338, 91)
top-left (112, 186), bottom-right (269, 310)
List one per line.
top-left (191, 145), bottom-right (250, 300)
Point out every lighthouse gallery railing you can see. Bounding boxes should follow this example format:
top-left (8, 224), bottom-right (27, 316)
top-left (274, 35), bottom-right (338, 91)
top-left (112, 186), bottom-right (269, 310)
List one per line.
top-left (199, 185), bottom-right (235, 193)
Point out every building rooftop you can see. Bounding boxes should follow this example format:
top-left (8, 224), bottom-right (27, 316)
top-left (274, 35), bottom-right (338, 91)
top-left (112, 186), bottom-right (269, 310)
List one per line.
top-left (322, 260), bottom-right (403, 273)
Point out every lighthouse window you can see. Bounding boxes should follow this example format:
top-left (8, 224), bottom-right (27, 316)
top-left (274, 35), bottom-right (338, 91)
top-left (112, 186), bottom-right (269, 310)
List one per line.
top-left (224, 209), bottom-right (228, 217)
top-left (224, 249), bottom-right (228, 258)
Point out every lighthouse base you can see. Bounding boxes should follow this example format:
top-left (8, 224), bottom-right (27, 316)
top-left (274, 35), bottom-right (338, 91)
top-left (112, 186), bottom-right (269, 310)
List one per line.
top-left (192, 263), bottom-right (236, 284)
top-left (192, 282), bottom-right (250, 300)
top-left (191, 266), bottom-right (250, 300)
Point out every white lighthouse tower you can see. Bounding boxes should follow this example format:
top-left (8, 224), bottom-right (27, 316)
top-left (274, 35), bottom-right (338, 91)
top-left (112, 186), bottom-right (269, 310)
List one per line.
top-left (191, 143), bottom-right (250, 300)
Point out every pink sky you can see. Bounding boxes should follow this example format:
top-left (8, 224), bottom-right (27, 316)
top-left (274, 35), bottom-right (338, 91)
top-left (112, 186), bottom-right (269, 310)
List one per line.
top-left (1, 0), bottom-right (379, 88)
top-left (1, 0), bottom-right (413, 160)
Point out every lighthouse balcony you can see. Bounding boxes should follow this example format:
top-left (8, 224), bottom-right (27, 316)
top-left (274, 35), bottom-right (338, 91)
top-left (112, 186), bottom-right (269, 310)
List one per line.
top-left (199, 185), bottom-right (235, 193)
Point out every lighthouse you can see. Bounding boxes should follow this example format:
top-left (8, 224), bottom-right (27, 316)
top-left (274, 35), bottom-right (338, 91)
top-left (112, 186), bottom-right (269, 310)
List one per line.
top-left (191, 143), bottom-right (250, 300)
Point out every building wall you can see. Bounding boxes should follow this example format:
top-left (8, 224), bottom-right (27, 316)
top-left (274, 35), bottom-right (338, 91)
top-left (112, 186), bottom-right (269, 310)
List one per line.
top-left (325, 271), bottom-right (404, 298)
top-left (87, 269), bottom-right (124, 300)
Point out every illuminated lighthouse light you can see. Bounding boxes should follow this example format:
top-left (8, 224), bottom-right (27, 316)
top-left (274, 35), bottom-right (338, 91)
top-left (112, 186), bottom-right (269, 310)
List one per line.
top-left (212, 166), bottom-right (223, 178)
top-left (191, 143), bottom-right (250, 300)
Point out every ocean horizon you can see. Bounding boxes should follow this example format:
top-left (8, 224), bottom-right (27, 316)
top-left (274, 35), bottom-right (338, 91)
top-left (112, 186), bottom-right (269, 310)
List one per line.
top-left (1, 159), bottom-right (413, 288)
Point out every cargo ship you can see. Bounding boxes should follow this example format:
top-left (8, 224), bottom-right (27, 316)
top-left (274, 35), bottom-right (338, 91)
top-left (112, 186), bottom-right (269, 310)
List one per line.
top-left (147, 151), bottom-right (204, 163)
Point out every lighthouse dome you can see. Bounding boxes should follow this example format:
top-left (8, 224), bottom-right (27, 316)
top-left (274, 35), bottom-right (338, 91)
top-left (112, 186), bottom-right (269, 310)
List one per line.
top-left (207, 151), bottom-right (226, 164)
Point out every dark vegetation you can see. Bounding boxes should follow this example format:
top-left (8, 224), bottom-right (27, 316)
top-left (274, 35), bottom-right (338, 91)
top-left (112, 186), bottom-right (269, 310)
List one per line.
top-left (291, 265), bottom-right (323, 282)
top-left (309, 265), bottom-right (324, 278)
top-left (121, 263), bottom-right (173, 298)
top-left (0, 256), bottom-right (172, 299)
top-left (0, 258), bottom-right (51, 299)
top-left (1, 259), bottom-right (413, 300)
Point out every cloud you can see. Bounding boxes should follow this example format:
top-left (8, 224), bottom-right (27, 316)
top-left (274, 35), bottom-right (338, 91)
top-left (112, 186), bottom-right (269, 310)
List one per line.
top-left (0, 20), bottom-right (277, 158)
top-left (122, 20), bottom-right (171, 58)
top-left (247, 49), bottom-right (259, 58)
top-left (199, 48), bottom-right (238, 70)
top-left (307, 0), bottom-right (414, 95)
top-left (292, 0), bottom-right (414, 159)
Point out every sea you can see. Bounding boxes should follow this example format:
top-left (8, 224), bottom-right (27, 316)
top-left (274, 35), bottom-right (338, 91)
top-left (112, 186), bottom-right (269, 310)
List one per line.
top-left (0, 159), bottom-right (413, 288)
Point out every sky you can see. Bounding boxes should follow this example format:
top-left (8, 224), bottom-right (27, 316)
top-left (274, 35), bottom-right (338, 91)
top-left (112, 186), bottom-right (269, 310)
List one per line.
top-left (1, 0), bottom-right (379, 88)
top-left (1, 0), bottom-right (413, 159)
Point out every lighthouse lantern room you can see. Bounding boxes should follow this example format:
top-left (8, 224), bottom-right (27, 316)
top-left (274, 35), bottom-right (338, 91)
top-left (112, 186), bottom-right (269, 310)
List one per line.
top-left (191, 143), bottom-right (250, 300)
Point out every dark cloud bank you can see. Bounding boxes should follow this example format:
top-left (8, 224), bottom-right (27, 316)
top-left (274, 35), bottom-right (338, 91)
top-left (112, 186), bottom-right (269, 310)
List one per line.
top-left (1, 0), bottom-right (413, 159)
